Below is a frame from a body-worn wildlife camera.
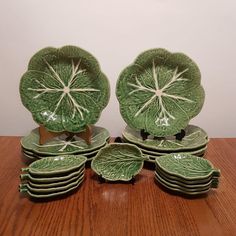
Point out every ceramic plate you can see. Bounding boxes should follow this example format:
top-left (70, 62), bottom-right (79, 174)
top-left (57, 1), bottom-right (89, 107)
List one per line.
top-left (22, 141), bottom-right (107, 158)
top-left (155, 153), bottom-right (220, 180)
top-left (23, 171), bottom-right (84, 189)
top-left (136, 144), bottom-right (207, 156)
top-left (19, 174), bottom-right (84, 193)
top-left (21, 155), bottom-right (87, 176)
top-left (154, 171), bottom-right (219, 189)
top-left (116, 48), bottom-right (205, 137)
top-left (20, 45), bottom-right (110, 133)
top-left (154, 176), bottom-right (211, 195)
top-left (91, 143), bottom-right (146, 181)
top-left (122, 125), bottom-right (208, 151)
top-left (19, 179), bottom-right (84, 199)
top-left (21, 165), bottom-right (84, 183)
top-left (21, 126), bottom-right (109, 155)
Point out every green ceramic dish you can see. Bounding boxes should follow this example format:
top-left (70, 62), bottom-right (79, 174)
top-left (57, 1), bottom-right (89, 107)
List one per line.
top-left (155, 153), bottom-right (220, 180)
top-left (154, 171), bottom-right (219, 189)
top-left (154, 176), bottom-right (212, 195)
top-left (136, 144), bottom-right (207, 156)
top-left (19, 179), bottom-right (84, 199)
top-left (155, 164), bottom-right (215, 184)
top-left (19, 174), bottom-right (84, 193)
top-left (21, 155), bottom-right (87, 176)
top-left (20, 45), bottom-right (110, 133)
top-left (23, 171), bottom-right (84, 188)
top-left (116, 48), bottom-right (205, 137)
top-left (91, 143), bottom-right (146, 181)
top-left (21, 126), bottom-right (109, 155)
top-left (122, 125), bottom-right (208, 151)
top-left (21, 165), bottom-right (84, 183)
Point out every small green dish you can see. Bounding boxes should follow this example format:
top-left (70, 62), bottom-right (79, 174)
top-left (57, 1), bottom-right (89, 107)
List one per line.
top-left (21, 164), bottom-right (85, 183)
top-left (19, 174), bottom-right (84, 193)
top-left (154, 171), bottom-right (219, 189)
top-left (91, 143), bottom-right (146, 181)
top-left (19, 179), bottom-right (84, 199)
top-left (155, 153), bottom-right (220, 181)
top-left (154, 175), bottom-right (212, 195)
top-left (24, 171), bottom-right (84, 188)
top-left (21, 155), bottom-right (87, 176)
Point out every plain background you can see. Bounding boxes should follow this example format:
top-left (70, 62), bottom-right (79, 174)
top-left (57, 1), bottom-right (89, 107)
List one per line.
top-left (0, 0), bottom-right (235, 137)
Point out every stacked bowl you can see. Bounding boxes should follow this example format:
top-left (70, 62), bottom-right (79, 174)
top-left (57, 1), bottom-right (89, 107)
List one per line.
top-left (19, 155), bottom-right (87, 199)
top-left (154, 153), bottom-right (220, 195)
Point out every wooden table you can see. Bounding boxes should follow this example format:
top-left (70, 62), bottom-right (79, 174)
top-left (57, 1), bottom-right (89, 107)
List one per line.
top-left (0, 137), bottom-right (236, 236)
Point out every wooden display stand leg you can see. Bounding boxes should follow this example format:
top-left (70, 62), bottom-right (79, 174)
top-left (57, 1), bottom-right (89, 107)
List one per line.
top-left (39, 125), bottom-right (92, 145)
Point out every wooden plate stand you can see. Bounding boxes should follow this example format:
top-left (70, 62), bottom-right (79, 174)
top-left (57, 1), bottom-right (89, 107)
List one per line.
top-left (38, 125), bottom-right (92, 145)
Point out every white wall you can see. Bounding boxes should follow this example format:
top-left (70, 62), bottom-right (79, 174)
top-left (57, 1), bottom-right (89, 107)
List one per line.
top-left (0, 0), bottom-right (235, 137)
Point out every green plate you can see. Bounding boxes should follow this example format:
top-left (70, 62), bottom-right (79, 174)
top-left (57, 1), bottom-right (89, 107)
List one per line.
top-left (132, 143), bottom-right (207, 156)
top-left (21, 126), bottom-right (109, 155)
top-left (91, 143), bottom-right (146, 181)
top-left (19, 174), bottom-right (84, 193)
top-left (21, 165), bottom-right (84, 183)
top-left (23, 171), bottom-right (84, 189)
top-left (22, 141), bottom-right (107, 158)
top-left (21, 155), bottom-right (87, 176)
top-left (116, 48), bottom-right (205, 137)
top-left (19, 178), bottom-right (84, 199)
top-left (154, 171), bottom-right (219, 189)
top-left (155, 164), bottom-right (215, 184)
top-left (155, 153), bottom-right (220, 181)
top-left (154, 175), bottom-right (212, 195)
top-left (122, 125), bottom-right (208, 151)
top-left (20, 45), bottom-right (110, 133)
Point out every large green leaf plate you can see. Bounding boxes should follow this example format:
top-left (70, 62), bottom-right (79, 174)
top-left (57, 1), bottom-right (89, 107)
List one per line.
top-left (122, 125), bottom-right (208, 151)
top-left (21, 126), bottom-right (109, 155)
top-left (140, 145), bottom-right (207, 157)
top-left (20, 165), bottom-right (84, 183)
top-left (19, 178), bottom-right (84, 199)
top-left (21, 155), bottom-right (87, 176)
top-left (20, 45), bottom-right (110, 133)
top-left (116, 48), bottom-right (205, 137)
top-left (91, 143), bottom-right (146, 181)
top-left (155, 153), bottom-right (220, 180)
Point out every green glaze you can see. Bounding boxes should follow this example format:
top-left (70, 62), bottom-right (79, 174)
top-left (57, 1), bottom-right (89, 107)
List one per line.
top-left (21, 155), bottom-right (86, 176)
top-left (154, 171), bottom-right (219, 189)
top-left (20, 45), bottom-right (110, 133)
top-left (19, 174), bottom-right (84, 193)
top-left (122, 125), bottom-right (208, 151)
top-left (155, 153), bottom-right (220, 180)
top-left (91, 143), bottom-right (145, 181)
top-left (20, 165), bottom-right (84, 183)
top-left (116, 48), bottom-right (205, 137)
top-left (154, 176), bottom-right (212, 195)
top-left (27, 172), bottom-right (84, 188)
top-left (19, 178), bottom-right (84, 199)
top-left (21, 126), bottom-right (109, 155)
top-left (141, 145), bottom-right (207, 157)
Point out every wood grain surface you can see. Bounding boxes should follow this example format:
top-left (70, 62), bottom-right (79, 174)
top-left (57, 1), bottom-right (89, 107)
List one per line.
top-left (0, 137), bottom-right (236, 236)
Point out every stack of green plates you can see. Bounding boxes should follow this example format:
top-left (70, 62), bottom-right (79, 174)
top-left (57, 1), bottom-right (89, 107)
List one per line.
top-left (122, 125), bottom-right (209, 162)
top-left (21, 126), bottom-right (110, 161)
top-left (154, 153), bottom-right (220, 195)
top-left (19, 155), bottom-right (87, 199)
